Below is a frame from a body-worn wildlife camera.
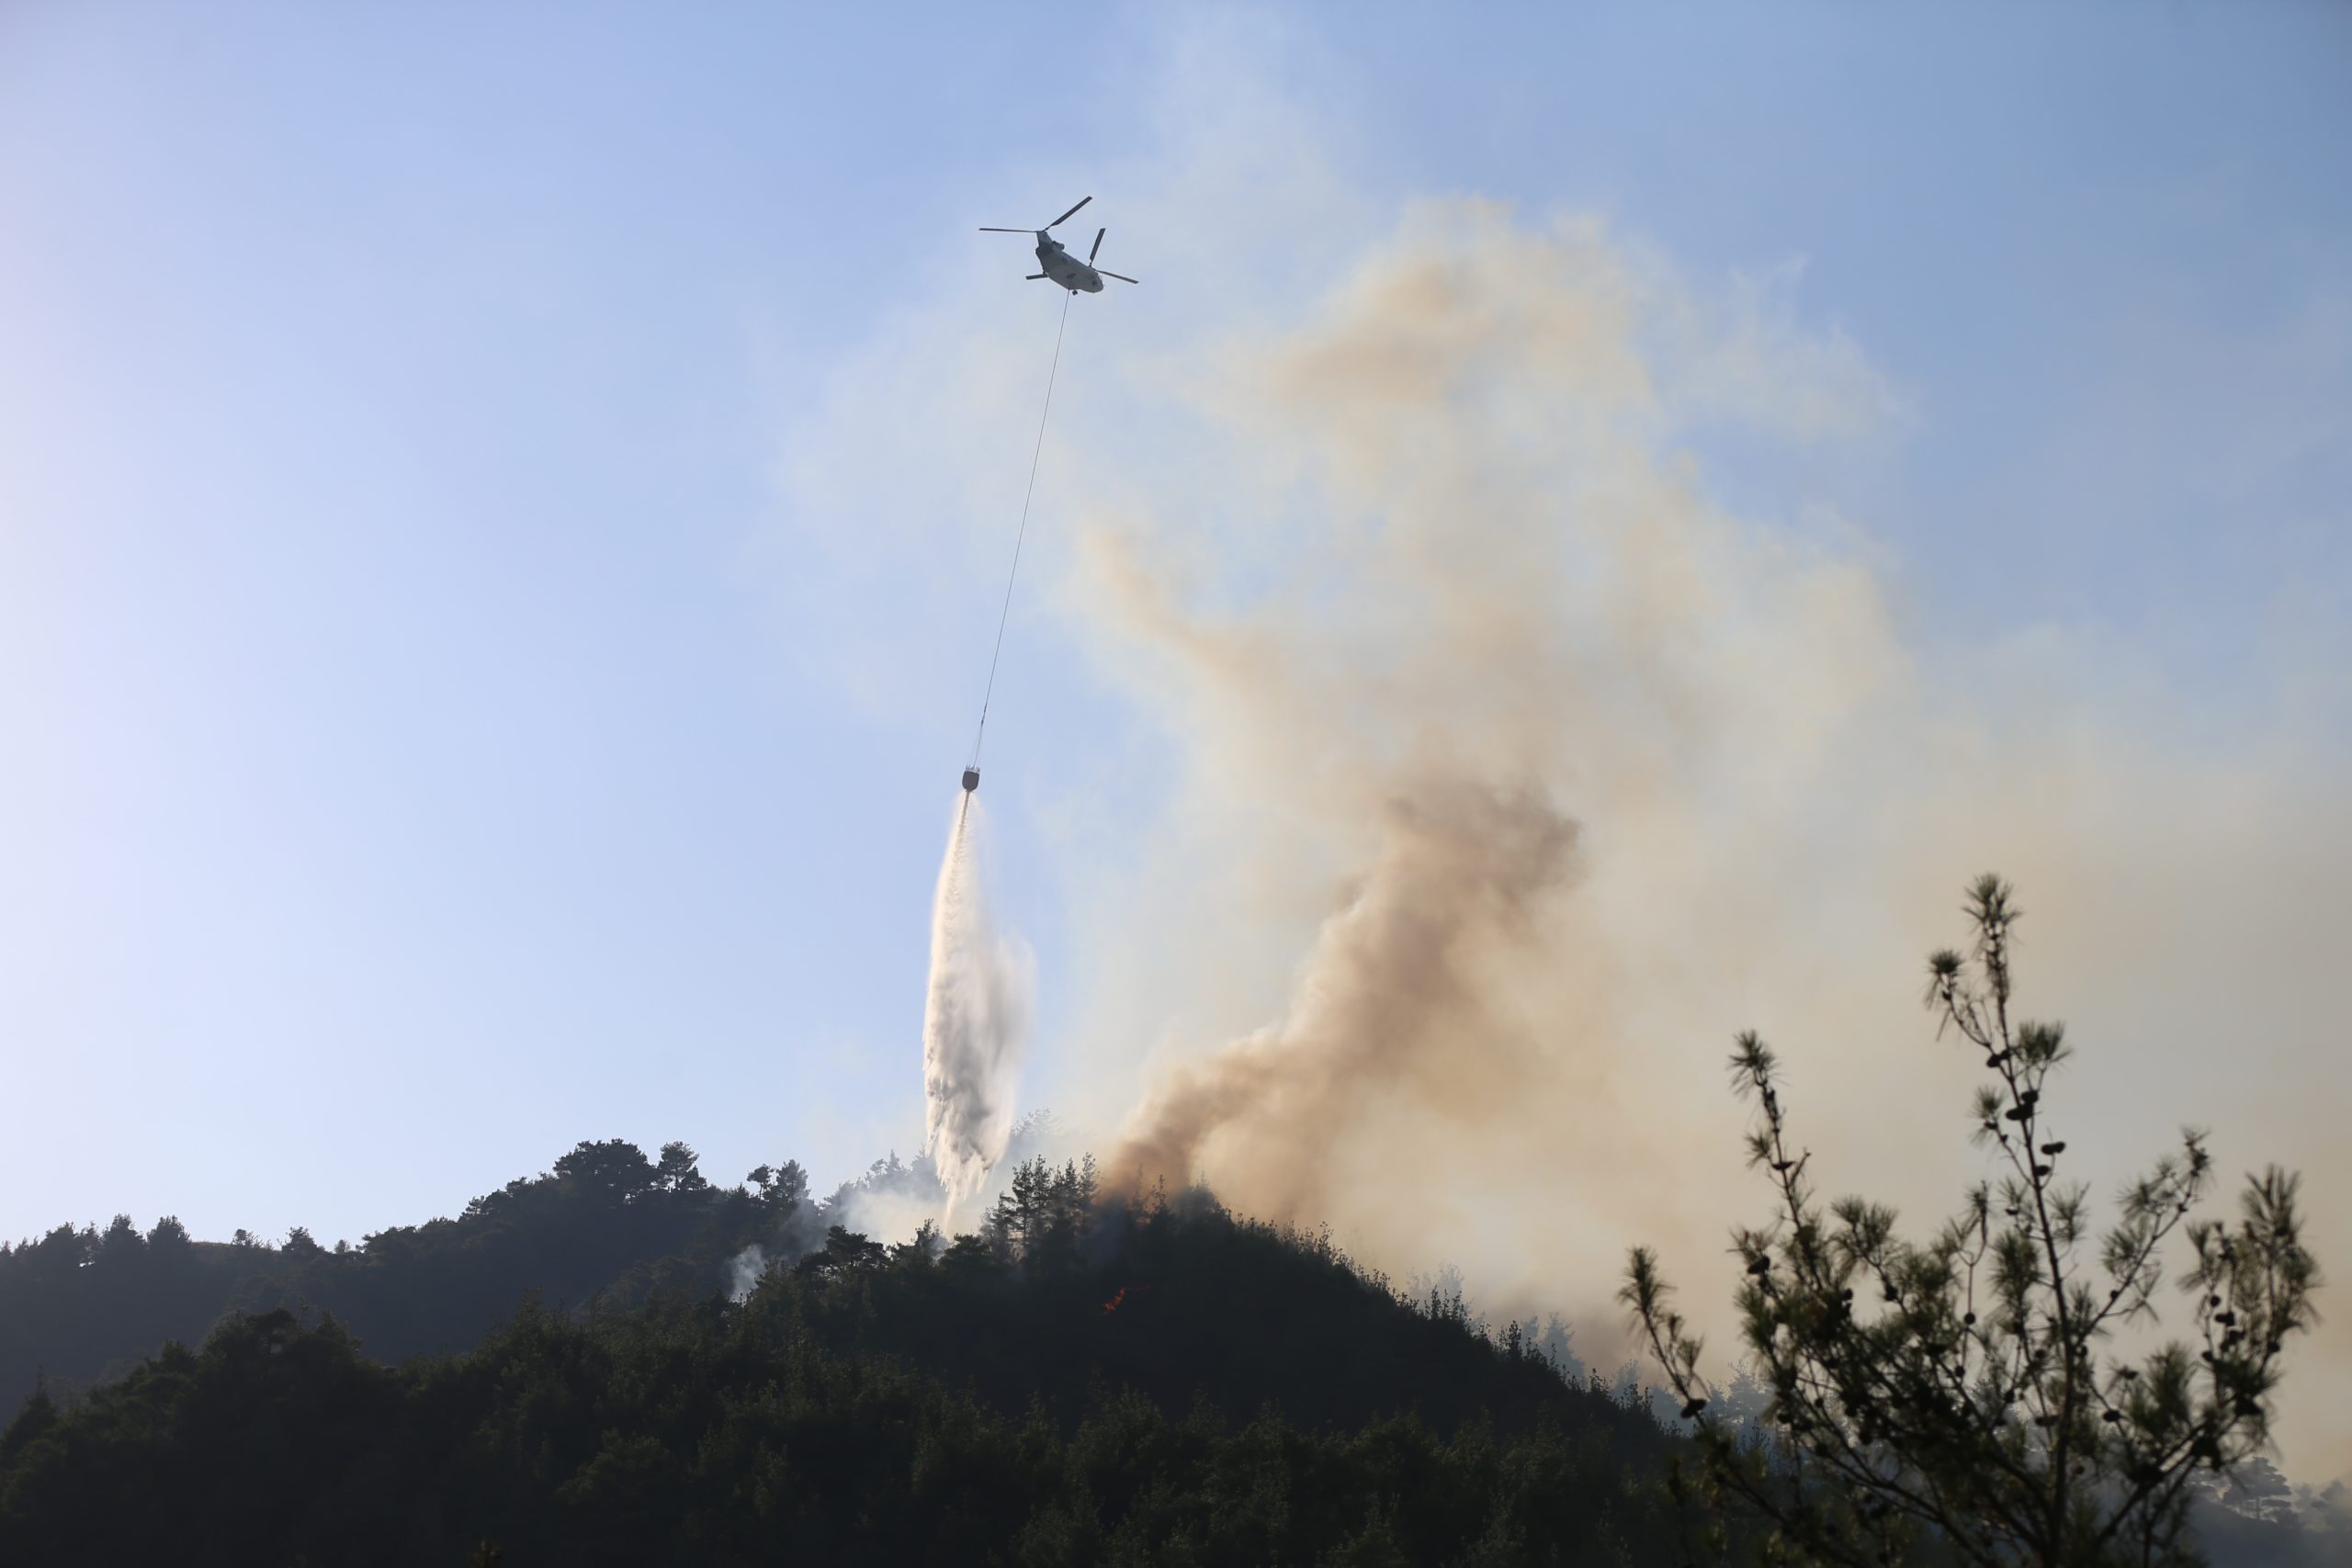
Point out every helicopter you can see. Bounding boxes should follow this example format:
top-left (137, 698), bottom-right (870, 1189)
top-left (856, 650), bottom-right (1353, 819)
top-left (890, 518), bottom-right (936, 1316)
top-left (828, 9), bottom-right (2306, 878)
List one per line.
top-left (980, 197), bottom-right (1138, 294)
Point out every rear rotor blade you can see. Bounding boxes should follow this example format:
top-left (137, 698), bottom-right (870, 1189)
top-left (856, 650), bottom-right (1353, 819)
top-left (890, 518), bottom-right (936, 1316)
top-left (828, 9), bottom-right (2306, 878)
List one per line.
top-left (1046, 196), bottom-right (1091, 229)
top-left (978, 227), bottom-right (1034, 233)
top-left (1088, 227), bottom-right (1105, 262)
top-left (1098, 270), bottom-right (1139, 285)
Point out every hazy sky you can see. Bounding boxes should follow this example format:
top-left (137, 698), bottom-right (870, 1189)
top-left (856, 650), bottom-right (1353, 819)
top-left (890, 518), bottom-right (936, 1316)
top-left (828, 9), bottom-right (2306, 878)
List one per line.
top-left (5, 0), bottom-right (2346, 1457)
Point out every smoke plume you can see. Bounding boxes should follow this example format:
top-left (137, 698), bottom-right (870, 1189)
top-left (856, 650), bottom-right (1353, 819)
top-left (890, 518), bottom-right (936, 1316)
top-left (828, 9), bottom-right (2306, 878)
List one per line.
top-left (922, 796), bottom-right (1034, 1206)
top-left (1043, 203), bottom-right (2350, 1475)
top-left (1109, 779), bottom-right (1579, 1211)
top-left (1087, 206), bottom-right (1894, 1239)
top-left (782, 167), bottom-right (2348, 1473)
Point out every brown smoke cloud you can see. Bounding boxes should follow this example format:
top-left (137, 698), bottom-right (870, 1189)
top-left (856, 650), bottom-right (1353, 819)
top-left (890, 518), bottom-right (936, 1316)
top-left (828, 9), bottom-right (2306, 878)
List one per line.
top-left (772, 75), bottom-right (2347, 1465)
top-left (1109, 779), bottom-right (1579, 1208)
top-left (1037, 202), bottom-right (2351, 1476)
top-left (1081, 205), bottom-right (1905, 1220)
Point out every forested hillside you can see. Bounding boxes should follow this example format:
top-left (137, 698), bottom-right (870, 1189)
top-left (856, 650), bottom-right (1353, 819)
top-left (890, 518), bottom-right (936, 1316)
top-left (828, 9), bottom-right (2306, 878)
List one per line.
top-left (0, 1137), bottom-right (804, 1412)
top-left (1, 1142), bottom-right (2335, 1565)
top-left (1, 1143), bottom-right (1692, 1564)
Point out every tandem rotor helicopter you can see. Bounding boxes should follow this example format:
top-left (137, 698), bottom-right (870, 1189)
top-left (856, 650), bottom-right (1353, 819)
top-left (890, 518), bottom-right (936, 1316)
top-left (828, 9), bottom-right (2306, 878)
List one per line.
top-left (980, 196), bottom-right (1138, 294)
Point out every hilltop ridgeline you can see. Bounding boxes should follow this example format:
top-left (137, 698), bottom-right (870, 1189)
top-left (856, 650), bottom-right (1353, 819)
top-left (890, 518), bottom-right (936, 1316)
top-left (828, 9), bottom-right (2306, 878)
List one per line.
top-left (0, 1140), bottom-right (1694, 1564)
top-left (6, 1141), bottom-right (2328, 1565)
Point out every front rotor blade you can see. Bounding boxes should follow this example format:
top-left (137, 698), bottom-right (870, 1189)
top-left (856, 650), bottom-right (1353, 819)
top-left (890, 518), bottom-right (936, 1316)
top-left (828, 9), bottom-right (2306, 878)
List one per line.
top-left (1046, 196), bottom-right (1091, 229)
top-left (1088, 227), bottom-right (1105, 262)
top-left (978, 227), bottom-right (1033, 232)
top-left (1098, 270), bottom-right (1139, 284)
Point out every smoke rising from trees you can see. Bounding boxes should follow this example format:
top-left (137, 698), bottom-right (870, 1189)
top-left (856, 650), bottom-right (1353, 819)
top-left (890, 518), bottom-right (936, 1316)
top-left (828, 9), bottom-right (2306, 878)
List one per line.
top-left (779, 155), bottom-right (2346, 1473)
top-left (1109, 780), bottom-right (1579, 1211)
top-left (1042, 204), bottom-right (2349, 1476)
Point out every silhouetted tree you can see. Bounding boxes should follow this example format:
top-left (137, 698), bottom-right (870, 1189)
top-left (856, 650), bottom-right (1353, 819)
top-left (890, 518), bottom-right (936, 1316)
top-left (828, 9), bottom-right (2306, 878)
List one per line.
top-left (552, 1139), bottom-right (659, 1205)
top-left (988, 1155), bottom-right (1098, 1275)
top-left (95, 1214), bottom-right (142, 1267)
top-left (1623, 875), bottom-right (2322, 1568)
top-left (654, 1141), bottom-right (708, 1193)
top-left (747, 1158), bottom-right (809, 1210)
top-left (795, 1225), bottom-right (887, 1281)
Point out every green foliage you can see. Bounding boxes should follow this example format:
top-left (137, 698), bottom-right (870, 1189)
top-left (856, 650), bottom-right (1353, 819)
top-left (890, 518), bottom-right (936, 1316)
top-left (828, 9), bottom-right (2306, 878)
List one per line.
top-left (0, 1175), bottom-right (1688, 1566)
top-left (1623, 877), bottom-right (2324, 1568)
top-left (0, 1138), bottom-right (783, 1412)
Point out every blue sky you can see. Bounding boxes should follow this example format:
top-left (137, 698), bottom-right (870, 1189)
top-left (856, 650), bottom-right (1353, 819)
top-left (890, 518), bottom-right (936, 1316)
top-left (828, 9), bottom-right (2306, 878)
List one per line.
top-left (4, 0), bottom-right (2346, 1417)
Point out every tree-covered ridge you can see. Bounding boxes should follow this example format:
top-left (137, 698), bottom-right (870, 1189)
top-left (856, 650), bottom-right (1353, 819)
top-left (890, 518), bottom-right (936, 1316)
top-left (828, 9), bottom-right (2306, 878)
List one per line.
top-left (0, 1304), bottom-right (1678, 1567)
top-left (0, 1136), bottom-right (803, 1414)
top-left (3, 1137), bottom-right (2336, 1564)
top-left (0, 1132), bottom-right (1597, 1438)
top-left (1, 1166), bottom-right (1689, 1566)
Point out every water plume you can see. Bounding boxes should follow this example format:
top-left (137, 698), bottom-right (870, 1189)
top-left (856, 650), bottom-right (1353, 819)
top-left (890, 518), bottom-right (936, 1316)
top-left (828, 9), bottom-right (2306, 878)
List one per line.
top-left (922, 796), bottom-right (1034, 1206)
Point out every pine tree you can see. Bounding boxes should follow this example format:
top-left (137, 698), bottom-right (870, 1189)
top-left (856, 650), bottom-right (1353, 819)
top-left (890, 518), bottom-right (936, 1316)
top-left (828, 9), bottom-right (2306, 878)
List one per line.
top-left (1623, 876), bottom-right (2321, 1568)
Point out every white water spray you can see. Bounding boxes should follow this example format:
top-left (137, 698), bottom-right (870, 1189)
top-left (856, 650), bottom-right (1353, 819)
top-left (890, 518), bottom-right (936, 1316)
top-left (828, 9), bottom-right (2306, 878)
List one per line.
top-left (922, 796), bottom-right (1034, 1207)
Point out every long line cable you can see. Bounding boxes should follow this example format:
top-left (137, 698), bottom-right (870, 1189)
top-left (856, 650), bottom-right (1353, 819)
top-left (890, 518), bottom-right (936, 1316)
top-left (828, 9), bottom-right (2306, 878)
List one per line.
top-left (968, 288), bottom-right (1073, 773)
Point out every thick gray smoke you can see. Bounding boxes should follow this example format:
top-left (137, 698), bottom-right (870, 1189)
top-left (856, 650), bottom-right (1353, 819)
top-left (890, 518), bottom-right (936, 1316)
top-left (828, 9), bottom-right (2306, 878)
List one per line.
top-left (922, 796), bottom-right (1034, 1206)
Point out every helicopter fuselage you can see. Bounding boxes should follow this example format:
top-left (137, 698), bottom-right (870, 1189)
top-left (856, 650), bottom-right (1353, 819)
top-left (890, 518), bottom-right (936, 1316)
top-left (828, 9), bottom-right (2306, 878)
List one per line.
top-left (1031, 233), bottom-right (1105, 294)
